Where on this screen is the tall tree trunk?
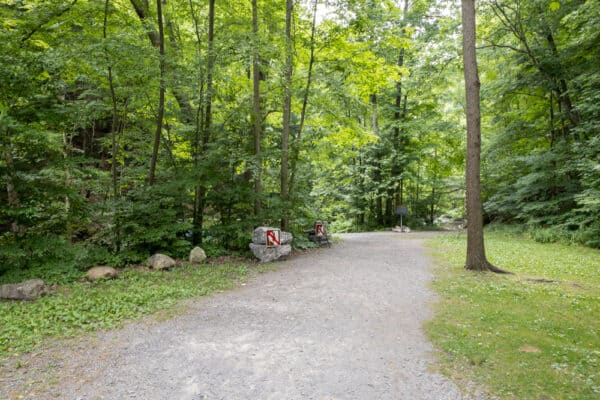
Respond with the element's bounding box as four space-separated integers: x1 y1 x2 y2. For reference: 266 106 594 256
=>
544 30 579 130
281 0 293 230
191 0 216 245
130 0 194 122
430 186 435 225
385 196 393 225
370 93 379 136
415 163 420 212
549 91 556 147
188 0 205 244
204 0 215 146
392 0 409 208
104 0 122 251
148 0 166 185
462 0 507 273
252 0 262 216
289 0 317 198
2 128 20 234
370 93 384 225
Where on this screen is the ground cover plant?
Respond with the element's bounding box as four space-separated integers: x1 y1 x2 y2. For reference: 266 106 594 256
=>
427 231 600 400
0 262 260 361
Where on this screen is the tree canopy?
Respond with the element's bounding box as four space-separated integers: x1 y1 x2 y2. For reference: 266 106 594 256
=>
1 0 598 278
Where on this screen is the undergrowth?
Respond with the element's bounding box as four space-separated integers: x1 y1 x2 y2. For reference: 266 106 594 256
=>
0 263 259 360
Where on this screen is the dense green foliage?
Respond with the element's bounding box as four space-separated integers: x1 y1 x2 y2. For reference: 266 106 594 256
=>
0 0 598 281
427 231 600 399
479 0 600 246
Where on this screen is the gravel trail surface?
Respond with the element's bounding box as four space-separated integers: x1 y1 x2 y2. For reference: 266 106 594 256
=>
2 232 478 400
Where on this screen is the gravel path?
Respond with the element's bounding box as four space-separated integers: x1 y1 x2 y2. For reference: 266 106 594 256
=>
2 232 479 400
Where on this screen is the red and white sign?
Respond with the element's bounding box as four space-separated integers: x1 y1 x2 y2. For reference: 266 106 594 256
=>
266 229 281 247
315 223 326 237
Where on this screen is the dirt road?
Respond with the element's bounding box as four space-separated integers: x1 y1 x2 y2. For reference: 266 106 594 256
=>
3 232 477 400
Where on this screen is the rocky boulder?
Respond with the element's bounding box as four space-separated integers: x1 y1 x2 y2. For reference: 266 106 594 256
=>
280 231 293 245
86 266 118 281
249 243 292 263
0 279 48 301
147 254 176 270
189 247 207 264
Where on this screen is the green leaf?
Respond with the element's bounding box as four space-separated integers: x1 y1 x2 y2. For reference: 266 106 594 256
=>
30 39 50 50
549 1 561 11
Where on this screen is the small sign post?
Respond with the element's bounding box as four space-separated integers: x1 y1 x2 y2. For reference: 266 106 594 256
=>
395 206 408 229
266 229 281 247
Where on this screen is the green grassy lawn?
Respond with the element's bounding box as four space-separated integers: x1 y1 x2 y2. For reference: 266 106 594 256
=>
427 232 600 400
0 262 269 362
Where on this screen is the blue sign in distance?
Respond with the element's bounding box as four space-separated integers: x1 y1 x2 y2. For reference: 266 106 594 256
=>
395 206 408 216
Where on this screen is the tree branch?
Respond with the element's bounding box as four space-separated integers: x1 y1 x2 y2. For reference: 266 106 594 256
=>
20 0 78 47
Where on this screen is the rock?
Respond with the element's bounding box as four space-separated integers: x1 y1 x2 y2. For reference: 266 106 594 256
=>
252 227 271 244
307 230 330 245
147 254 176 270
252 227 293 245
0 279 48 301
519 345 541 353
249 243 292 263
280 231 293 245
86 266 118 281
189 247 207 264
392 226 411 233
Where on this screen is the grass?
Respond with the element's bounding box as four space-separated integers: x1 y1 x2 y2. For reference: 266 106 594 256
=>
426 231 600 400
0 262 273 361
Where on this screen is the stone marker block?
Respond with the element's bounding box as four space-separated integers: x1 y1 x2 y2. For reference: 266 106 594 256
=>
249 243 292 263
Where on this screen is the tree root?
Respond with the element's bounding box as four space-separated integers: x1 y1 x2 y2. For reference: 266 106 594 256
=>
486 263 513 274
465 262 513 274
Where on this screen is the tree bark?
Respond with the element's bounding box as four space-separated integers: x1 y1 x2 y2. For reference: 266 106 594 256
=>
370 93 379 136
370 93 384 226
2 128 20 234
544 30 579 130
462 0 508 273
148 0 166 185
281 0 293 230
392 0 409 222
191 0 216 245
204 0 215 146
252 0 262 216
103 0 121 251
289 0 317 198
187 0 205 244
129 0 195 122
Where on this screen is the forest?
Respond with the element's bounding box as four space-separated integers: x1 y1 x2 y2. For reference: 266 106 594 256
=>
1 0 598 276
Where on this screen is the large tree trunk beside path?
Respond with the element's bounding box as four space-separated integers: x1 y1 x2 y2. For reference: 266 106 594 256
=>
461 0 509 273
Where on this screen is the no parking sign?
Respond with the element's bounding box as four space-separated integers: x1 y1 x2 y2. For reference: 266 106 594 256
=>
314 221 327 237
266 229 281 247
